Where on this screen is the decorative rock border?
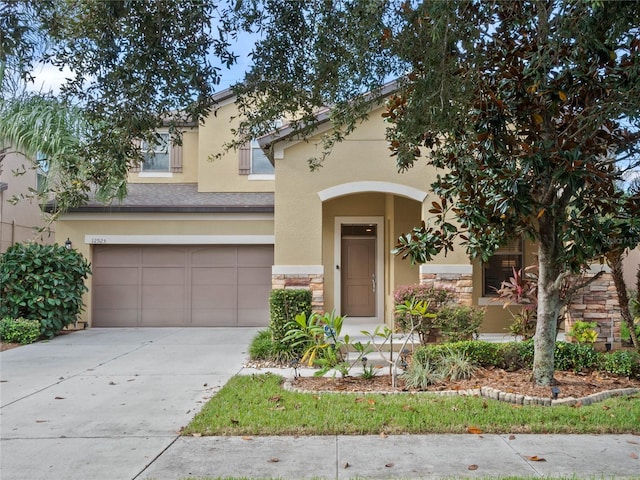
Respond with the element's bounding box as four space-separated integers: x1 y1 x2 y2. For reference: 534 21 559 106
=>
283 378 639 407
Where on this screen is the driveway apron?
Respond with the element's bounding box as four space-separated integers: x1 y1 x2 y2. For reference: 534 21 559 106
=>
0 327 257 480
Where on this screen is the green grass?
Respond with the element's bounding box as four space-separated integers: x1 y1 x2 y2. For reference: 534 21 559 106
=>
184 373 640 436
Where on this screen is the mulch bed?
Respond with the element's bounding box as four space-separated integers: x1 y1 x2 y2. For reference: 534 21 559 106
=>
291 367 640 400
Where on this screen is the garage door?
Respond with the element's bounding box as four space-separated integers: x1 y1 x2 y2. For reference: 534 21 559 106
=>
92 245 273 327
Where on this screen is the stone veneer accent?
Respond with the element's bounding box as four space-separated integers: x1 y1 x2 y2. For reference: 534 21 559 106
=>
272 274 325 313
566 271 622 343
419 272 473 306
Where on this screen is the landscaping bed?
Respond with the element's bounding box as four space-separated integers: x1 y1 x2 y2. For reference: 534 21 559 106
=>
290 367 640 399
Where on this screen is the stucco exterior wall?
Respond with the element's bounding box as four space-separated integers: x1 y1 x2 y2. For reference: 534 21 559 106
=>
273 104 439 266
128 128 199 184
0 151 55 252
197 100 275 193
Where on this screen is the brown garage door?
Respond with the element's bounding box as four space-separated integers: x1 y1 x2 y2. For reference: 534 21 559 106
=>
92 245 273 327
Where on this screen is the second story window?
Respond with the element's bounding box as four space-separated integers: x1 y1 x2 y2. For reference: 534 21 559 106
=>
483 238 524 296
251 139 274 175
141 133 170 172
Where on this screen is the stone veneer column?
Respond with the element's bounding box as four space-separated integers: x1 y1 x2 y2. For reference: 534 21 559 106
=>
419 264 473 306
271 266 325 313
566 269 622 343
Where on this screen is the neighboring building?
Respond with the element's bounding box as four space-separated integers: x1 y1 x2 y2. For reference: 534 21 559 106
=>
624 247 640 292
0 149 54 252
53 86 618 337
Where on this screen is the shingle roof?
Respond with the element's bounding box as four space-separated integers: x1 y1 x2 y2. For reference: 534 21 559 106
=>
62 183 274 213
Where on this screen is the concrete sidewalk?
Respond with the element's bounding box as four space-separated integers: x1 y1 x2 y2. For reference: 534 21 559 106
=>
140 434 640 479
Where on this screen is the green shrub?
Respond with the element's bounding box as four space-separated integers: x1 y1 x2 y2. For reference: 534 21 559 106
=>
393 285 454 343
269 289 312 343
0 317 41 344
568 321 598 344
554 342 601 373
497 341 534 371
435 305 484 342
248 329 298 364
620 321 640 343
600 350 640 378
1 243 91 339
413 341 503 368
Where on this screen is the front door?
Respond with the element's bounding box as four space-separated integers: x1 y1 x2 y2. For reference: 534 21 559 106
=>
341 225 376 317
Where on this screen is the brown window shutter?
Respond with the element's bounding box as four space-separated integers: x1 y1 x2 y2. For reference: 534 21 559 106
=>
130 139 141 172
238 141 251 175
170 141 183 173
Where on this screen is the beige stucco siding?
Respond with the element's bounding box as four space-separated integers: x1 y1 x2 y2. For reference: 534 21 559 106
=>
128 128 199 184
0 151 55 252
197 101 275 193
273 104 468 266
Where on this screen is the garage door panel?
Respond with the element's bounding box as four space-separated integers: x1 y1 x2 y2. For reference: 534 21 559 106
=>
94 309 139 327
191 309 236 326
93 245 272 327
142 267 185 285
94 246 140 266
93 267 139 286
238 284 271 309
238 267 272 285
142 247 185 265
142 285 185 309
141 308 185 327
191 267 237 285
191 285 236 308
93 285 139 309
191 246 237 266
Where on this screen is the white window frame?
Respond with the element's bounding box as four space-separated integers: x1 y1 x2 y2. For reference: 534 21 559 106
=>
141 133 170 173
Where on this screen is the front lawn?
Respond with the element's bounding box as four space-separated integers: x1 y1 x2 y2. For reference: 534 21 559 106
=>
183 373 640 436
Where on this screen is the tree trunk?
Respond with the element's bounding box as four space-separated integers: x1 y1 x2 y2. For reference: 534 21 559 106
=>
533 225 563 386
607 251 639 351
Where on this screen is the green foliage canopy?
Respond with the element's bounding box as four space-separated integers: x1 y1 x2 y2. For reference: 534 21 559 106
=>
222 0 640 385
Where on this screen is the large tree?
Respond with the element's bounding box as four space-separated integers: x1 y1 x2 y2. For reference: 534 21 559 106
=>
223 0 640 385
1 0 232 211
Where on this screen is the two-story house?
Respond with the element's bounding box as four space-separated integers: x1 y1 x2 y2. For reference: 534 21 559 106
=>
54 86 623 337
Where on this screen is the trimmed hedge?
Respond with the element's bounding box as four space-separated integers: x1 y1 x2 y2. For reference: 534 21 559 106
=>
269 289 312 342
0 317 41 344
411 340 640 378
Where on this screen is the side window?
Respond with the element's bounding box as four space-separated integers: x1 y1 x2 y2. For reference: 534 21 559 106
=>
36 152 48 193
483 238 523 296
141 133 170 172
239 120 281 176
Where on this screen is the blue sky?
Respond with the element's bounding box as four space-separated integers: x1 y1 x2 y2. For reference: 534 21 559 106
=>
29 33 255 95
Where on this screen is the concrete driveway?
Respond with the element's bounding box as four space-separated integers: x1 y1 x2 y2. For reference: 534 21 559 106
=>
0 327 258 480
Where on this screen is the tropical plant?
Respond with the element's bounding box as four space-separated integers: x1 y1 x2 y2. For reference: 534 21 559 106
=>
282 310 371 377
568 321 599 344
394 298 437 345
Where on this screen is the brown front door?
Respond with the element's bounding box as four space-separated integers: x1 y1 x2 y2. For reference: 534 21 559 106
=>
341 226 376 317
